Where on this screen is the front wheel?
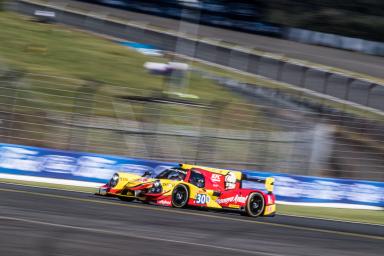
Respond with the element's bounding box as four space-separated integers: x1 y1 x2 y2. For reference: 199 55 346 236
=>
172 184 189 208
118 196 134 202
244 192 265 217
118 188 135 202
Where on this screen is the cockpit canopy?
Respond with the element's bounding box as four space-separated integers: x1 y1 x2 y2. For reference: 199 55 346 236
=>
155 168 187 181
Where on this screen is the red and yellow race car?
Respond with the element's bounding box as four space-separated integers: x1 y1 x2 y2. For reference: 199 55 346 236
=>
97 164 276 217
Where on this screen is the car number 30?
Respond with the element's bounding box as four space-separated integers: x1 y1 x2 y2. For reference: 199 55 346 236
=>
195 194 210 204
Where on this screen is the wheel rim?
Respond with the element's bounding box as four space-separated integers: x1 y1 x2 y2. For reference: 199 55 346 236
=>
173 187 187 207
249 194 264 216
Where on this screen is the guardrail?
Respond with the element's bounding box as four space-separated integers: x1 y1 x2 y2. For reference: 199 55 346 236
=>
285 28 384 56
0 142 383 209
9 0 384 113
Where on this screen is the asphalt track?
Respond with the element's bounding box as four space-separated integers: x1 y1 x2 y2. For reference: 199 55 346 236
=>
0 183 383 256
25 0 384 79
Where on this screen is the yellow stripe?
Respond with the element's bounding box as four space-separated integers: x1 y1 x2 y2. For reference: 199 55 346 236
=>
0 187 383 241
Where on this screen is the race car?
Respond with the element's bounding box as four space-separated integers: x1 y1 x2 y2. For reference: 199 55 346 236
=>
97 164 276 217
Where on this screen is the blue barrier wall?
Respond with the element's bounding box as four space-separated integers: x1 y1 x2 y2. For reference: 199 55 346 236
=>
0 143 383 208
0 143 178 183
243 171 384 208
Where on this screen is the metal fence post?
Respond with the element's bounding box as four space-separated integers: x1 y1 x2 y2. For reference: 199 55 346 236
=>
276 60 285 81
345 78 354 100
322 72 331 94
67 80 101 151
300 66 309 88
1 70 24 144
366 84 376 106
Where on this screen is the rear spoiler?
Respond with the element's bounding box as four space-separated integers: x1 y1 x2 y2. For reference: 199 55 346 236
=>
242 174 275 193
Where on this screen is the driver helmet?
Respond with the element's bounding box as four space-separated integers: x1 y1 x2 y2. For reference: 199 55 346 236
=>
169 172 183 180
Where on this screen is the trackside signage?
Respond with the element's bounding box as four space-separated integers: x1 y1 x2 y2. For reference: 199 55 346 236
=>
0 143 383 208
243 171 384 209
0 143 178 183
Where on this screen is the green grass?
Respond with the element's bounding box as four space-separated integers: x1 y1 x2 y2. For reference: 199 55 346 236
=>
278 204 384 225
1 10 381 126
1 178 382 225
0 12 244 102
0 11 273 128
0 12 229 100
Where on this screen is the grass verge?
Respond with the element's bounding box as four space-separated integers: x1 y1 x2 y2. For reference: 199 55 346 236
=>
0 11 272 126
278 204 384 225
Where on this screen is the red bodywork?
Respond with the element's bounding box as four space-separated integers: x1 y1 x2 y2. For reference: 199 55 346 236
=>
99 167 275 214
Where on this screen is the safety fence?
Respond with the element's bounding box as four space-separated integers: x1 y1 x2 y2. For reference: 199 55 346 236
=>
1 70 384 182
9 0 384 112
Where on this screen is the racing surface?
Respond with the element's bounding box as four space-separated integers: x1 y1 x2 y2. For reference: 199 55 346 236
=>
0 183 383 256
14 0 384 79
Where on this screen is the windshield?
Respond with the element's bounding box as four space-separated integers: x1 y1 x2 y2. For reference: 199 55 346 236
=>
155 168 187 181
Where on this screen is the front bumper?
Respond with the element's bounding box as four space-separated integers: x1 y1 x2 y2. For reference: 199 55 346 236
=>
95 186 122 196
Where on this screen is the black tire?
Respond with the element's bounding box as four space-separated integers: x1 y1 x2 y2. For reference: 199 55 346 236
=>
118 189 134 202
172 184 189 208
244 192 265 217
118 196 134 202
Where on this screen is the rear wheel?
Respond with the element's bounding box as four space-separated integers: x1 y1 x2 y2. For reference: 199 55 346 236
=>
172 185 189 208
244 192 265 217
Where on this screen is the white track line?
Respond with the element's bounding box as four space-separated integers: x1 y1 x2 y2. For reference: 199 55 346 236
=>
0 180 383 227
0 173 103 187
0 215 285 256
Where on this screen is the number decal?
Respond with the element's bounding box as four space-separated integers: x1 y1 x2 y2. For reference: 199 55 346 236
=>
195 194 210 204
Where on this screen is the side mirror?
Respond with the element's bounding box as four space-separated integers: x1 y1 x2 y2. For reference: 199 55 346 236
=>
142 171 153 177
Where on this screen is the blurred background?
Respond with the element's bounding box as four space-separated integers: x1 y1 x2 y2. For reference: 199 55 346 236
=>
1 0 384 182
78 0 384 41
1 1 384 256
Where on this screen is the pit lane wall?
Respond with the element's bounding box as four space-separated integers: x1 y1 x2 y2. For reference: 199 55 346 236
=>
0 142 383 209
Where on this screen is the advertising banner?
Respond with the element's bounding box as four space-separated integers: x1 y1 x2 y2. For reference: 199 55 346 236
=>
243 171 384 208
0 143 383 208
0 143 178 184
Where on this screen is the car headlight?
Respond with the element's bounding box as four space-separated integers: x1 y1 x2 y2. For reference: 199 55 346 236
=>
148 180 162 193
109 173 119 187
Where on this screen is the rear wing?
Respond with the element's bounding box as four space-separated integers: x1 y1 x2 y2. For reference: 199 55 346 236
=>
242 175 275 193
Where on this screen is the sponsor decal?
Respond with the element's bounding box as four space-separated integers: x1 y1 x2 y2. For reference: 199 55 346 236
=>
225 172 236 189
164 183 173 189
195 194 210 204
211 174 221 183
216 195 246 204
264 204 276 215
266 194 275 205
157 199 171 206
